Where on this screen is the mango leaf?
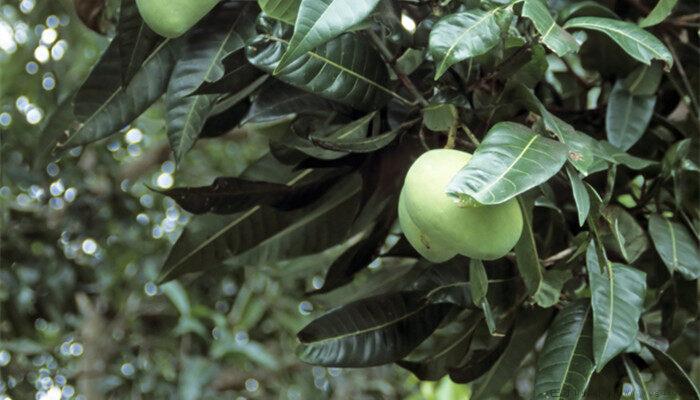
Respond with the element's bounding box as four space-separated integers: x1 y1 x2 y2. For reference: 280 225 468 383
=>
533 300 595 400
257 0 300 25
622 356 651 400
522 0 580 57
117 0 164 85
648 214 700 280
296 291 453 367
606 81 656 152
310 125 402 154
166 3 254 161
645 345 700 399
446 122 568 205
422 103 457 132
567 165 590 226
470 307 553 399
397 312 482 381
639 0 678 27
448 326 513 383
60 41 178 149
564 17 673 69
601 206 648 264
247 33 402 110
274 0 381 73
243 82 347 125
623 63 663 96
429 9 502 79
586 243 646 371
558 1 618 21
597 141 658 170
159 174 362 281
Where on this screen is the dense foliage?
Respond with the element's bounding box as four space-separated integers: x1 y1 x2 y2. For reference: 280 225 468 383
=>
3 0 700 398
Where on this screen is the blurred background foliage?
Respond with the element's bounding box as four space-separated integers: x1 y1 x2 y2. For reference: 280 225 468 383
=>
0 1 469 399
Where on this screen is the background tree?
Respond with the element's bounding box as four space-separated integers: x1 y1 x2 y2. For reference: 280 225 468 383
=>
1 0 699 399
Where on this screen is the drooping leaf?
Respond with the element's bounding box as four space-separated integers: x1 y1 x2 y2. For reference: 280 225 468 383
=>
159 174 362 281
586 243 647 371
564 17 673 69
622 356 651 400
247 33 402 110
274 0 381 73
533 300 595 400
567 165 590 226
60 41 178 149
296 291 453 367
648 214 700 280
429 9 503 79
470 307 553 399
165 3 254 161
257 0 301 25
116 0 164 85
192 49 265 95
606 81 656 152
638 0 678 27
446 122 568 205
522 0 580 57
645 345 700 399
310 125 403 154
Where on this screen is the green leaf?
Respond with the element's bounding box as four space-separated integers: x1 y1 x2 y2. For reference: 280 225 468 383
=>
446 122 568 205
166 3 254 161
429 9 503 79
297 291 453 367
586 243 647 371
247 33 401 110
606 81 656 152
564 17 673 69
523 0 581 57
645 345 700 399
623 63 663 96
639 0 678 27
469 259 488 306
61 41 178 149
558 1 619 22
648 214 700 280
567 165 590 226
470 307 554 399
597 141 658 170
117 0 164 85
274 0 381 73
533 300 595 400
159 174 362 281
622 356 651 400
601 206 648 264
257 0 300 25
448 325 513 383
310 125 402 154
422 103 457 132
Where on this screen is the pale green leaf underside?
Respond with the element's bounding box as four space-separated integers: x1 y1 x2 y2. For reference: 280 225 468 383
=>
564 17 673 69
523 0 580 57
446 122 568 205
429 9 502 79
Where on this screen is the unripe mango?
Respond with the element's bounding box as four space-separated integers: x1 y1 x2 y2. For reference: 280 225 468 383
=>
400 149 523 261
136 0 220 38
399 188 456 263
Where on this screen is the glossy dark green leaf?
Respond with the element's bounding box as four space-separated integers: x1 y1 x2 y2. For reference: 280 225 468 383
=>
429 9 503 79
257 0 300 25
117 0 164 85
564 17 673 69
448 325 514 383
159 174 362 281
523 0 580 57
166 3 254 161
310 125 402 154
247 33 402 110
606 81 656 152
60 41 178 149
567 165 590 226
639 0 678 27
533 300 595 400
586 243 646 371
648 214 700 280
446 122 568 205
296 291 453 367
645 345 700 399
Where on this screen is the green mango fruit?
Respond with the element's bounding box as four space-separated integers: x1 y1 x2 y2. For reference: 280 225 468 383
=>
136 0 221 38
399 187 456 263
400 149 523 261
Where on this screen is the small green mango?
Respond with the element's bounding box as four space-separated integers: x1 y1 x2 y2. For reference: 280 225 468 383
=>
136 0 221 38
399 188 456 263
400 149 523 261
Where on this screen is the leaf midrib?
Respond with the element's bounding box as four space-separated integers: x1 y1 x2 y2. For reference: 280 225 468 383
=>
436 9 499 75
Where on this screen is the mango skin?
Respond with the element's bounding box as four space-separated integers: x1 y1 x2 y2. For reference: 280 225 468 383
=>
399 188 456 263
136 0 220 38
400 149 523 261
